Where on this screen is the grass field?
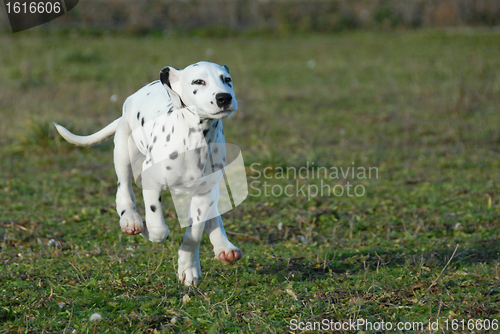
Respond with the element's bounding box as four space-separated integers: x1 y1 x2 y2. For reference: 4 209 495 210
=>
1 29 500 333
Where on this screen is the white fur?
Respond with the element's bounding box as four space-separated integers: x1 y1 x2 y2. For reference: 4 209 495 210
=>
55 62 242 286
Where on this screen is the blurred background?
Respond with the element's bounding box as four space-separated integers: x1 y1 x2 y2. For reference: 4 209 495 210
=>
1 1 500 331
2 0 500 34
1 0 499 163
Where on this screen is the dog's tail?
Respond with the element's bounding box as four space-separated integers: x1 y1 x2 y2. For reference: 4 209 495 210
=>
53 118 121 147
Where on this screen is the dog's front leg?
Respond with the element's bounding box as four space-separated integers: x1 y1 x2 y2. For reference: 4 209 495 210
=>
197 183 242 264
141 189 170 243
205 216 242 264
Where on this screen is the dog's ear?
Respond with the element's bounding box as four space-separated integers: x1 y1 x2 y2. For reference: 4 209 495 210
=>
223 65 230 74
160 66 184 109
160 66 176 88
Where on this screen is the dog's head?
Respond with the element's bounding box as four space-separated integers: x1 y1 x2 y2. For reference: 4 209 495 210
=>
160 61 237 120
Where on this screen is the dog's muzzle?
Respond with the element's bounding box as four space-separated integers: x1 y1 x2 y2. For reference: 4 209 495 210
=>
215 93 233 109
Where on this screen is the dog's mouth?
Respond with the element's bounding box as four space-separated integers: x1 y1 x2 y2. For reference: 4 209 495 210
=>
214 109 234 116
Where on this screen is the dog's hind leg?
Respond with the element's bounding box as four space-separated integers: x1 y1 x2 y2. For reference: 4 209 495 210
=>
114 118 144 235
178 189 219 286
178 220 205 286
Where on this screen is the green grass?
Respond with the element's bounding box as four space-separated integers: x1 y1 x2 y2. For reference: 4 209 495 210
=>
1 29 500 333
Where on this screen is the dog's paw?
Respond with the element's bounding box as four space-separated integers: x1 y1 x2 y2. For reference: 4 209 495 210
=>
213 240 243 264
141 222 170 243
218 248 243 264
178 250 201 286
120 211 143 235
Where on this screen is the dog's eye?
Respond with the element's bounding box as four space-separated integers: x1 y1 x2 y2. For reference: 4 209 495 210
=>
224 77 232 83
192 79 205 85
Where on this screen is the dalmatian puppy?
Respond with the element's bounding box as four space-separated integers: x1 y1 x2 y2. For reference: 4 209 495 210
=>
54 61 243 286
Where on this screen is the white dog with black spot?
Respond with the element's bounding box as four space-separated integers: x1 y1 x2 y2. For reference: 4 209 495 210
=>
54 61 243 286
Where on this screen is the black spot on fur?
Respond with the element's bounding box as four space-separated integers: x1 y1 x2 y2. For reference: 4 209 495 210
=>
117 182 121 187
137 112 140 120
193 90 197 95
214 147 218 153
153 136 157 143
172 126 175 133
187 218 193 226
141 117 145 126
203 129 209 137
150 205 157 212
189 128 196 135
200 181 207 186
168 106 174 114
197 208 201 215
166 166 172 170
159 197 162 202
147 92 150 95
210 101 214 104
169 151 178 160
121 210 126 216
166 134 170 142
162 125 165 132
209 201 214 206
198 160 205 170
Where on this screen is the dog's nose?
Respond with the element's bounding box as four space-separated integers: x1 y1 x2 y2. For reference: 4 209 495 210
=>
215 93 232 108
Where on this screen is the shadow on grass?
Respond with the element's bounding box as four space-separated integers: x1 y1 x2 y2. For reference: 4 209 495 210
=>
256 238 500 281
